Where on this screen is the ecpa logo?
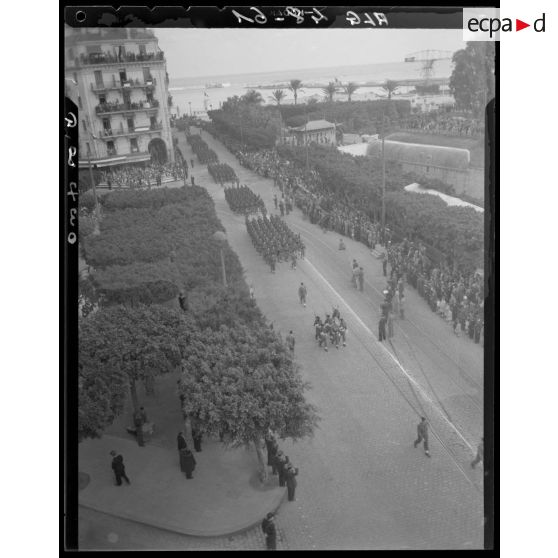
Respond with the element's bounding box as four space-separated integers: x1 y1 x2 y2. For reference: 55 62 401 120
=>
463 8 546 41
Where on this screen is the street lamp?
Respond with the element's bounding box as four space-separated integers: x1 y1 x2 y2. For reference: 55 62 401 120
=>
188 101 192 116
212 230 228 287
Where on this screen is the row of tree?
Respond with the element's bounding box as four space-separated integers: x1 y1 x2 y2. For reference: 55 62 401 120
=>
276 143 483 271
78 186 319 481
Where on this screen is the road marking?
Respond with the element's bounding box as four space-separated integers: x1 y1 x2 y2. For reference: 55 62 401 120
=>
303 257 475 453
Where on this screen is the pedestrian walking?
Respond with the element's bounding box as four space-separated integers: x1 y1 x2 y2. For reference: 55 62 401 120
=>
378 315 387 342
261 512 277 550
179 448 197 479
285 463 299 501
298 282 307 307
110 450 131 486
471 438 483 468
190 175 195 186
286 330 296 354
413 417 430 457
382 255 388 277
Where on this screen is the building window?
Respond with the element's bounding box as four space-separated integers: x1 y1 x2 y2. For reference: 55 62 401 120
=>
99 94 106 105
107 141 116 156
143 67 152 82
94 70 104 88
119 69 127 85
130 138 139 153
139 44 147 56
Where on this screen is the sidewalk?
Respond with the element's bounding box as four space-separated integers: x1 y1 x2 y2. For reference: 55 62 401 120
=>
79 434 286 537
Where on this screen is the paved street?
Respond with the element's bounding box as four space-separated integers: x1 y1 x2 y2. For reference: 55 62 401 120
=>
82 131 485 550
172 129 485 550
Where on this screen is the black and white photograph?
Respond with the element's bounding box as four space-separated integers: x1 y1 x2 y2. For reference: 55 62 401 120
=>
63 7 495 551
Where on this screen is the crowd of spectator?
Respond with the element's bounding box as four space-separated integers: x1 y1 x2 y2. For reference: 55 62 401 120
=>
386 239 484 341
402 112 484 137
100 162 186 189
231 146 484 338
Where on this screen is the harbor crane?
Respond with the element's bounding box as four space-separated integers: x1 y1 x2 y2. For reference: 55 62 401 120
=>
404 50 453 82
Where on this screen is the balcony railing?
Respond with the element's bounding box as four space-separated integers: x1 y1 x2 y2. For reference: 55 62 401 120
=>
95 99 160 115
77 51 165 67
91 77 156 92
98 122 163 138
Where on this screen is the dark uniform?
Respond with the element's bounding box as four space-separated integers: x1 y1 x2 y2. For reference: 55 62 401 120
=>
261 515 277 550
285 465 298 501
111 453 130 486
180 448 196 478
275 453 287 486
414 418 430 456
378 316 387 342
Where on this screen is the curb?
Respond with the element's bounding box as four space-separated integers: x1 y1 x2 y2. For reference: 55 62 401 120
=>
80 487 287 539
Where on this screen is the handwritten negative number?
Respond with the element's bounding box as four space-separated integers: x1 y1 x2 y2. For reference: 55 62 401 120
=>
232 7 267 24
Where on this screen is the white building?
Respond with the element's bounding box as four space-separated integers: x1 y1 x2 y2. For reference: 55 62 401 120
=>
64 27 174 169
286 119 337 147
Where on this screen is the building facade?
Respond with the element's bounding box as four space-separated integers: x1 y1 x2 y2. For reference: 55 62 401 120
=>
286 120 337 147
64 27 174 169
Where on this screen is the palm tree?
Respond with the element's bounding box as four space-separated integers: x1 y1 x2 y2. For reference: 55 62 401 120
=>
322 82 337 103
343 82 359 102
289 79 303 105
382 79 399 100
270 89 286 106
242 89 263 105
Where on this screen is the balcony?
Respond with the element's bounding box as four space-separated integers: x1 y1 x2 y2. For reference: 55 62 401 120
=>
77 51 165 67
91 77 157 93
95 99 160 116
79 151 152 168
98 122 163 139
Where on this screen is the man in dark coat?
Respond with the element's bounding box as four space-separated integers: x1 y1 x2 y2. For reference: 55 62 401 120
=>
177 432 188 452
180 448 196 479
265 434 278 473
378 315 387 342
261 512 277 550
110 450 130 486
414 417 431 457
285 464 298 502
275 452 287 486
191 427 203 452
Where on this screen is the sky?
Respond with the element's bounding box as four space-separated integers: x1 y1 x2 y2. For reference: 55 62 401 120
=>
155 28 466 79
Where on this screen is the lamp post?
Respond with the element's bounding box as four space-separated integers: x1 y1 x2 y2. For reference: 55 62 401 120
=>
213 230 228 287
381 115 386 236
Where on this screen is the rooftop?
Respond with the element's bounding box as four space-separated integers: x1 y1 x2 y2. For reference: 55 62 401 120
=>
289 119 336 132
